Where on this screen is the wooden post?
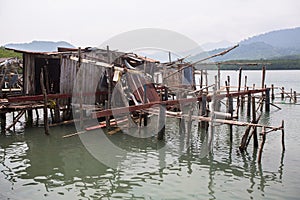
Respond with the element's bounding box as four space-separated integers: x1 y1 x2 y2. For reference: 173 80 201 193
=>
187 107 193 137
26 110 33 127
217 64 221 91
281 120 285 151
35 108 39 126
205 70 208 93
77 47 84 130
281 87 285 100
239 125 251 152
227 79 233 142
260 66 266 112
247 88 251 117
6 110 25 132
164 86 168 101
294 91 297 103
143 84 148 126
258 126 266 164
271 84 275 101
12 111 15 132
236 68 242 117
290 88 293 102
0 113 6 134
106 46 112 130
252 96 258 148
227 75 230 87
168 51 172 63
105 100 109 129
200 70 203 93
241 75 247 111
261 66 266 90
40 68 49 135
228 95 233 142
225 80 230 108
228 96 233 118
214 75 220 111
157 105 166 140
43 64 50 93
201 93 207 128
208 84 217 150
54 99 60 123
265 88 270 112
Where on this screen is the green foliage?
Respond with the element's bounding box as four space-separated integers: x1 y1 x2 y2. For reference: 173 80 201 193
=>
0 47 22 59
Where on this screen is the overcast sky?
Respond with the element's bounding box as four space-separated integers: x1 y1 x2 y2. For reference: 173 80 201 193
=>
0 0 299 47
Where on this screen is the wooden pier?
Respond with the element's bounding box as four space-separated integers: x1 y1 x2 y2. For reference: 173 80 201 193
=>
1 45 295 163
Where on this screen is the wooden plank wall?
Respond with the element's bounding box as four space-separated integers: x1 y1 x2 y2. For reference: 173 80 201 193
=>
23 53 35 95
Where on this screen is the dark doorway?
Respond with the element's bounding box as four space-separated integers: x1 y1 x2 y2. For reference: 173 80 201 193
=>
34 57 60 94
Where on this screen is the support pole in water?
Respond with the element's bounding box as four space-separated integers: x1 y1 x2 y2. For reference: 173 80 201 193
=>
260 66 266 112
0 113 6 134
106 46 112 130
228 95 233 142
271 84 275 101
143 84 148 126
236 68 242 117
294 91 297 103
27 110 33 127
281 87 285 101
258 126 266 164
200 93 207 128
40 68 49 135
247 88 251 117
281 120 285 152
265 88 270 112
252 96 258 148
157 105 166 140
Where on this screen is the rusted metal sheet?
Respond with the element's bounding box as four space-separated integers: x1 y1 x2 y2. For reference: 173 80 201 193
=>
126 73 160 103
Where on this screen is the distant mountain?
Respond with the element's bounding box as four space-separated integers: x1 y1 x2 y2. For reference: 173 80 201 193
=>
190 27 300 62
200 40 234 51
241 27 300 49
4 40 75 52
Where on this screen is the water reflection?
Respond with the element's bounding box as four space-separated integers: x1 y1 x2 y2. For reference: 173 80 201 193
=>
0 115 287 199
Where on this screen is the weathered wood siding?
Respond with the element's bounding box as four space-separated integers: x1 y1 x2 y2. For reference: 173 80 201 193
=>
61 57 106 106
23 53 35 95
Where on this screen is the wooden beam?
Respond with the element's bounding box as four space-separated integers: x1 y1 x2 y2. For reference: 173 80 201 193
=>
7 91 108 102
92 89 267 118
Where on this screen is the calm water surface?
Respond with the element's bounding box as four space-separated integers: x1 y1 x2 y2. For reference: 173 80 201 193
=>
0 70 300 199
